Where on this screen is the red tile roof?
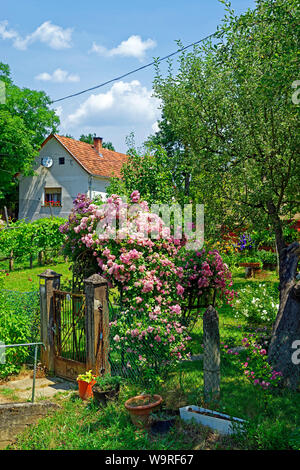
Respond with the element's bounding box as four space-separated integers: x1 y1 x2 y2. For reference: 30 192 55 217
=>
41 134 128 178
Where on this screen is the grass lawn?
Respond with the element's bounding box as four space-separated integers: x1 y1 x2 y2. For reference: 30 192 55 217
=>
1 257 72 292
8 389 241 451
3 265 300 450
8 355 300 450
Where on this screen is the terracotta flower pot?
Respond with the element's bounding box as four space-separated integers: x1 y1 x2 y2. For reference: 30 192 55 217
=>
77 379 96 400
124 394 163 429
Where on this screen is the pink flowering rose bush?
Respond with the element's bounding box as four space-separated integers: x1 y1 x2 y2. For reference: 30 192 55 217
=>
223 334 283 390
60 191 235 375
177 248 237 326
60 191 192 373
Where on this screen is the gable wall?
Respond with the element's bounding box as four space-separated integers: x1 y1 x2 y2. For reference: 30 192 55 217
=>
19 137 109 221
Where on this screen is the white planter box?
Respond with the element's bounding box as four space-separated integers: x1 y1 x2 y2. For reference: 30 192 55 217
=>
179 405 246 435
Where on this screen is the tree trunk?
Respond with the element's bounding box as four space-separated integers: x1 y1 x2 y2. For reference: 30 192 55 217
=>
268 241 300 389
272 241 300 334
266 201 286 295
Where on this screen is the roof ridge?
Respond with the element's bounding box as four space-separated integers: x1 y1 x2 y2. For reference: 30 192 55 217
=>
55 134 128 157
47 133 128 178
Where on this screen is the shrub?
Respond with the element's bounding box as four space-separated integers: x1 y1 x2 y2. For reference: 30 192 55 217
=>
233 282 279 326
0 309 32 377
0 217 66 263
0 290 40 378
178 248 236 325
94 375 123 390
61 192 235 380
60 192 192 378
239 335 283 390
258 250 277 266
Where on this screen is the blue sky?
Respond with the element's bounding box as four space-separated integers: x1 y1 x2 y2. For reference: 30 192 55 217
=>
1 0 255 152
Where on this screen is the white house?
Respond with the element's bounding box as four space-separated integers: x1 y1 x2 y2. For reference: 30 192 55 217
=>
18 134 128 221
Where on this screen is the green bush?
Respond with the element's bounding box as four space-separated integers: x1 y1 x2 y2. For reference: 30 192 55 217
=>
251 223 299 249
0 290 40 378
258 250 277 266
94 375 123 390
0 217 66 263
244 418 295 450
233 282 279 326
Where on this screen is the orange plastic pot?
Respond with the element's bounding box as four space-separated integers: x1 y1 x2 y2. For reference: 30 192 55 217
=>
77 379 96 400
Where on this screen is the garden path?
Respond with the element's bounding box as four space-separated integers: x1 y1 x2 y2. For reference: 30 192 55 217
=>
0 375 76 403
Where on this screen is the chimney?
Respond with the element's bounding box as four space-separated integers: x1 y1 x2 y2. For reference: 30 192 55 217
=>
93 136 103 154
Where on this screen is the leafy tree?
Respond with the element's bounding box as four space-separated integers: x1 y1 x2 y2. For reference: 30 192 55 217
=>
108 131 198 206
0 111 34 200
0 63 59 210
153 0 300 386
107 137 177 205
63 133 74 139
145 115 196 204
79 133 115 150
154 0 300 281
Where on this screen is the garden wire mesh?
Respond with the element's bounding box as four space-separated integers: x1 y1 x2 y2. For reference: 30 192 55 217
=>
108 299 173 384
0 289 40 341
0 289 41 370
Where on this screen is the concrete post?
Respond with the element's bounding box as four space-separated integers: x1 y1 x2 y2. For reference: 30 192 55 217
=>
203 305 221 403
38 269 61 374
84 274 111 376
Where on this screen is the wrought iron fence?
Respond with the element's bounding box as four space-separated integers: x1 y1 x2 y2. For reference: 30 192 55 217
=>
53 290 86 363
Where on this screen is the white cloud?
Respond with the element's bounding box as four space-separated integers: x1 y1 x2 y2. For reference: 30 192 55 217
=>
65 80 161 128
152 121 160 133
35 68 80 83
90 35 156 61
54 106 63 119
0 20 73 50
0 21 18 41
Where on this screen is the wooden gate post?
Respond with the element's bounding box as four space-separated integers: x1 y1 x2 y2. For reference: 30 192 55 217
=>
84 274 111 376
38 269 62 374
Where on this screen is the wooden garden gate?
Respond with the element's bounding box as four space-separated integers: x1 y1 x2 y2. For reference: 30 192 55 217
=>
39 270 110 381
52 289 86 380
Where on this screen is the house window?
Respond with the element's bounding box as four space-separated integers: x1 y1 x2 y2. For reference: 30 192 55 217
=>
59 157 65 165
44 188 62 207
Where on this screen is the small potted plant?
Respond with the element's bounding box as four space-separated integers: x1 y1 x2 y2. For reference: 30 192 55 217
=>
150 409 178 435
77 370 96 400
124 371 163 429
125 394 163 429
92 375 122 406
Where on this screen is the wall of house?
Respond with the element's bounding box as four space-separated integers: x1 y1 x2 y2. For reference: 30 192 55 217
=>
18 138 109 221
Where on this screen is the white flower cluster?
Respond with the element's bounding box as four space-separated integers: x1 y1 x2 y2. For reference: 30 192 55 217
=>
233 283 279 326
